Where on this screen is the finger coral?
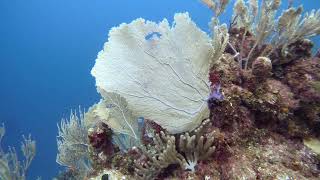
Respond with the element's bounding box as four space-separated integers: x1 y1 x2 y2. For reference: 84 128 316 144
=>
135 131 185 179
178 119 216 172
132 119 216 179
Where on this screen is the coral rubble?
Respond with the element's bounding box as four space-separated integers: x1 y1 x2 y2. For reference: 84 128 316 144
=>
56 0 320 179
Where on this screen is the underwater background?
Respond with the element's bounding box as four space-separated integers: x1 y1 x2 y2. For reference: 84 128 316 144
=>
0 0 319 179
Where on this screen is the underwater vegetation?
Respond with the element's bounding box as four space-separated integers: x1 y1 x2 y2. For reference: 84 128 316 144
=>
3 0 318 179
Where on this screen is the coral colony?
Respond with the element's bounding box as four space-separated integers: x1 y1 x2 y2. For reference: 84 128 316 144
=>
55 0 320 179
3 0 320 179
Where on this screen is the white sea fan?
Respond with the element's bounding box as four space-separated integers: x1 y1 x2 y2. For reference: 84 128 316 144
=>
91 13 212 134
100 91 139 138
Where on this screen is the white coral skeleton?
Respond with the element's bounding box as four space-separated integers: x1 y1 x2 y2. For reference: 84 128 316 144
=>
91 13 216 134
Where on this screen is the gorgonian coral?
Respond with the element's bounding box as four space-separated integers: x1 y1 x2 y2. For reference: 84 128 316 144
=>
56 110 91 174
91 13 213 134
56 0 320 179
231 0 320 69
0 124 36 180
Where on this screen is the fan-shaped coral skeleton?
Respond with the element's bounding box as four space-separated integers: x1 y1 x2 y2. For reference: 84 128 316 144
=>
92 13 214 134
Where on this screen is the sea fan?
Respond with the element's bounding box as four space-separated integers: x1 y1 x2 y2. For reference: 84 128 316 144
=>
91 13 212 134
86 90 142 151
98 90 139 139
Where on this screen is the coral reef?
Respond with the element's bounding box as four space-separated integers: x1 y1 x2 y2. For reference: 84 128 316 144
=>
56 0 320 179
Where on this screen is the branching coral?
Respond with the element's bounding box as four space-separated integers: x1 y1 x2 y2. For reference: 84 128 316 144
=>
134 131 185 179
132 119 217 179
179 119 216 172
0 124 36 180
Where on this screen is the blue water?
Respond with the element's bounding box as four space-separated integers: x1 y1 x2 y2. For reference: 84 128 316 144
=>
0 0 318 179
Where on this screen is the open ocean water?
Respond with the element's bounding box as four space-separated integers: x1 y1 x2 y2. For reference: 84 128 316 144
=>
0 0 319 179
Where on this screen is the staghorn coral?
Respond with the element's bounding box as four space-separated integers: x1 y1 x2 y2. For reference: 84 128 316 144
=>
0 124 36 180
